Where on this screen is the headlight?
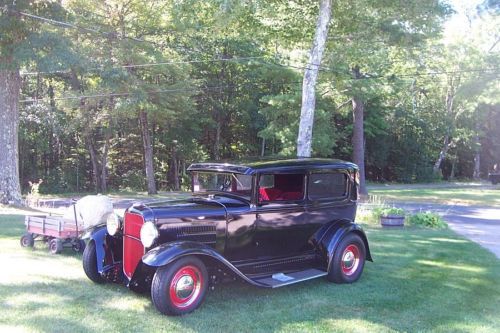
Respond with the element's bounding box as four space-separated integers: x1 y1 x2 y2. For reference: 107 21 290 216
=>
140 221 158 248
106 213 122 236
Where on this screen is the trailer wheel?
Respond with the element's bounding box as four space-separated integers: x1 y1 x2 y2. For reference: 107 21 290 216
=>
72 239 86 253
49 239 63 254
20 233 34 248
83 241 105 284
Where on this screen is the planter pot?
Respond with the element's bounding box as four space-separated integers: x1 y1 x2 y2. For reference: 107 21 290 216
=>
380 215 405 227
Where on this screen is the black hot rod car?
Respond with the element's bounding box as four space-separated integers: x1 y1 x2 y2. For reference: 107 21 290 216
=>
82 158 372 315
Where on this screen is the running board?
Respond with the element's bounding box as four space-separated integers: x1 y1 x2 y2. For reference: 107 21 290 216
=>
252 268 327 288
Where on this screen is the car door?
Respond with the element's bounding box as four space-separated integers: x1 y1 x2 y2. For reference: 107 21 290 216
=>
254 172 311 258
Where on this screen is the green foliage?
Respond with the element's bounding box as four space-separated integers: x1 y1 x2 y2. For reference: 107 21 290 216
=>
11 0 499 194
409 211 448 229
374 206 406 217
259 92 339 157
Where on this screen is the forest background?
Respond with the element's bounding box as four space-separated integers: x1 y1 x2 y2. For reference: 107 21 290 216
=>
0 0 498 200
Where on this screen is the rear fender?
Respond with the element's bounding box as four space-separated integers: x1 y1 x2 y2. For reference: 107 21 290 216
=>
129 241 270 291
317 220 373 269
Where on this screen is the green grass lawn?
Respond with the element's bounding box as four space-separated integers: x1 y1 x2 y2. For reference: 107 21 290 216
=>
1 209 499 332
369 187 500 206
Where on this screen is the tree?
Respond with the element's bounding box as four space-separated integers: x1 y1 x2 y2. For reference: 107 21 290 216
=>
296 0 332 158
321 0 450 193
0 2 76 204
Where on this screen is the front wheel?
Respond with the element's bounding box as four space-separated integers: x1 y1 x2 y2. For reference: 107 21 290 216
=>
82 241 105 284
151 256 208 316
328 233 366 283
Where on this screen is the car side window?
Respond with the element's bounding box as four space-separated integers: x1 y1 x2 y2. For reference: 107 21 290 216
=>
258 173 305 203
308 172 348 200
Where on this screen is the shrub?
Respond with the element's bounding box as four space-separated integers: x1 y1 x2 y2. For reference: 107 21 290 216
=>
408 211 447 229
372 206 406 219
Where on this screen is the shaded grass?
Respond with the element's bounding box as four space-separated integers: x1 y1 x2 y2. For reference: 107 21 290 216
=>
1 210 499 332
369 187 500 206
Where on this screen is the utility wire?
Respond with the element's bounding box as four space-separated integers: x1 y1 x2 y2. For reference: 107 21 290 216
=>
19 69 499 104
16 10 149 43
19 80 304 104
20 56 267 76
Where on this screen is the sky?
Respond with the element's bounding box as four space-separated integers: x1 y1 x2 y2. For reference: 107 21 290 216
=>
443 0 485 38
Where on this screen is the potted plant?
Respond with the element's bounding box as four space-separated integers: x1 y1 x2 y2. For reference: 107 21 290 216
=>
377 207 406 227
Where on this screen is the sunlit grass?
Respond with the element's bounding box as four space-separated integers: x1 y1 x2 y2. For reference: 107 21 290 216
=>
1 208 499 332
369 187 500 206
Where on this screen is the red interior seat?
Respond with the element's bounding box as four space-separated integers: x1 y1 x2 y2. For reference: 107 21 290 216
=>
259 188 282 201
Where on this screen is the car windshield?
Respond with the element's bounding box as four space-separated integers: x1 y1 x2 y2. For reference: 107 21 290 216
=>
191 172 253 199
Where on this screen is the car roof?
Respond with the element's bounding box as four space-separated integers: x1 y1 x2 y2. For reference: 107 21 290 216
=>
187 158 358 175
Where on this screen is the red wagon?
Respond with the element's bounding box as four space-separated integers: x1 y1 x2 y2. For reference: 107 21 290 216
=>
20 207 86 254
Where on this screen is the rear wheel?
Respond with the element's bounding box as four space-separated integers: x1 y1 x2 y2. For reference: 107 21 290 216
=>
328 233 366 283
82 241 105 283
20 233 34 248
48 239 63 254
151 256 208 316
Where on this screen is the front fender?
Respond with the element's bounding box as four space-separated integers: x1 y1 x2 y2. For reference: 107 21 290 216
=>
317 221 373 269
132 241 270 289
88 226 123 278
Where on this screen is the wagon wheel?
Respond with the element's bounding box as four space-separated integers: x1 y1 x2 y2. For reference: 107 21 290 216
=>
20 233 34 248
48 239 63 254
327 233 366 284
72 239 86 253
151 256 208 316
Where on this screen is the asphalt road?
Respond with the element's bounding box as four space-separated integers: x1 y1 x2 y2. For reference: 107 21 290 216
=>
390 202 500 259
38 196 500 259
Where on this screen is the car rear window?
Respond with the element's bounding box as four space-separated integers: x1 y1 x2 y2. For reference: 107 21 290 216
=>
308 173 347 200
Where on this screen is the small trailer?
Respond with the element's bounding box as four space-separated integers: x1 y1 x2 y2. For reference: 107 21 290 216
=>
20 209 85 255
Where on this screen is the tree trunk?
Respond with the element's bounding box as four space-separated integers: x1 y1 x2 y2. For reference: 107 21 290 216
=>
0 68 23 205
352 94 368 196
100 130 111 193
473 134 481 180
296 0 333 158
139 111 157 194
433 79 456 175
86 136 100 192
214 120 221 161
450 156 456 180
433 135 450 175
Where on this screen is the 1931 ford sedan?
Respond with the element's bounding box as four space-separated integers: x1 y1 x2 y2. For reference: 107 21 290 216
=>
82 158 372 315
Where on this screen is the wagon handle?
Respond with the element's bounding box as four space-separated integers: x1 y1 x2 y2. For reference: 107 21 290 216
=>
71 199 79 235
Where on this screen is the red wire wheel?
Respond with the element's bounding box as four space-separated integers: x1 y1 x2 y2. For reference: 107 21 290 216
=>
169 265 203 309
328 233 366 283
151 256 208 316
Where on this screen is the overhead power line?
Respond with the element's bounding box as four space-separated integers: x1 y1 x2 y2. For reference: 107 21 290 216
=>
15 10 148 43
19 80 304 104
20 56 267 76
18 69 500 105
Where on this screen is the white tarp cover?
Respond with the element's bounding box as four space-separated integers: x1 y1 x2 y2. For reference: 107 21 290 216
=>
62 195 113 230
